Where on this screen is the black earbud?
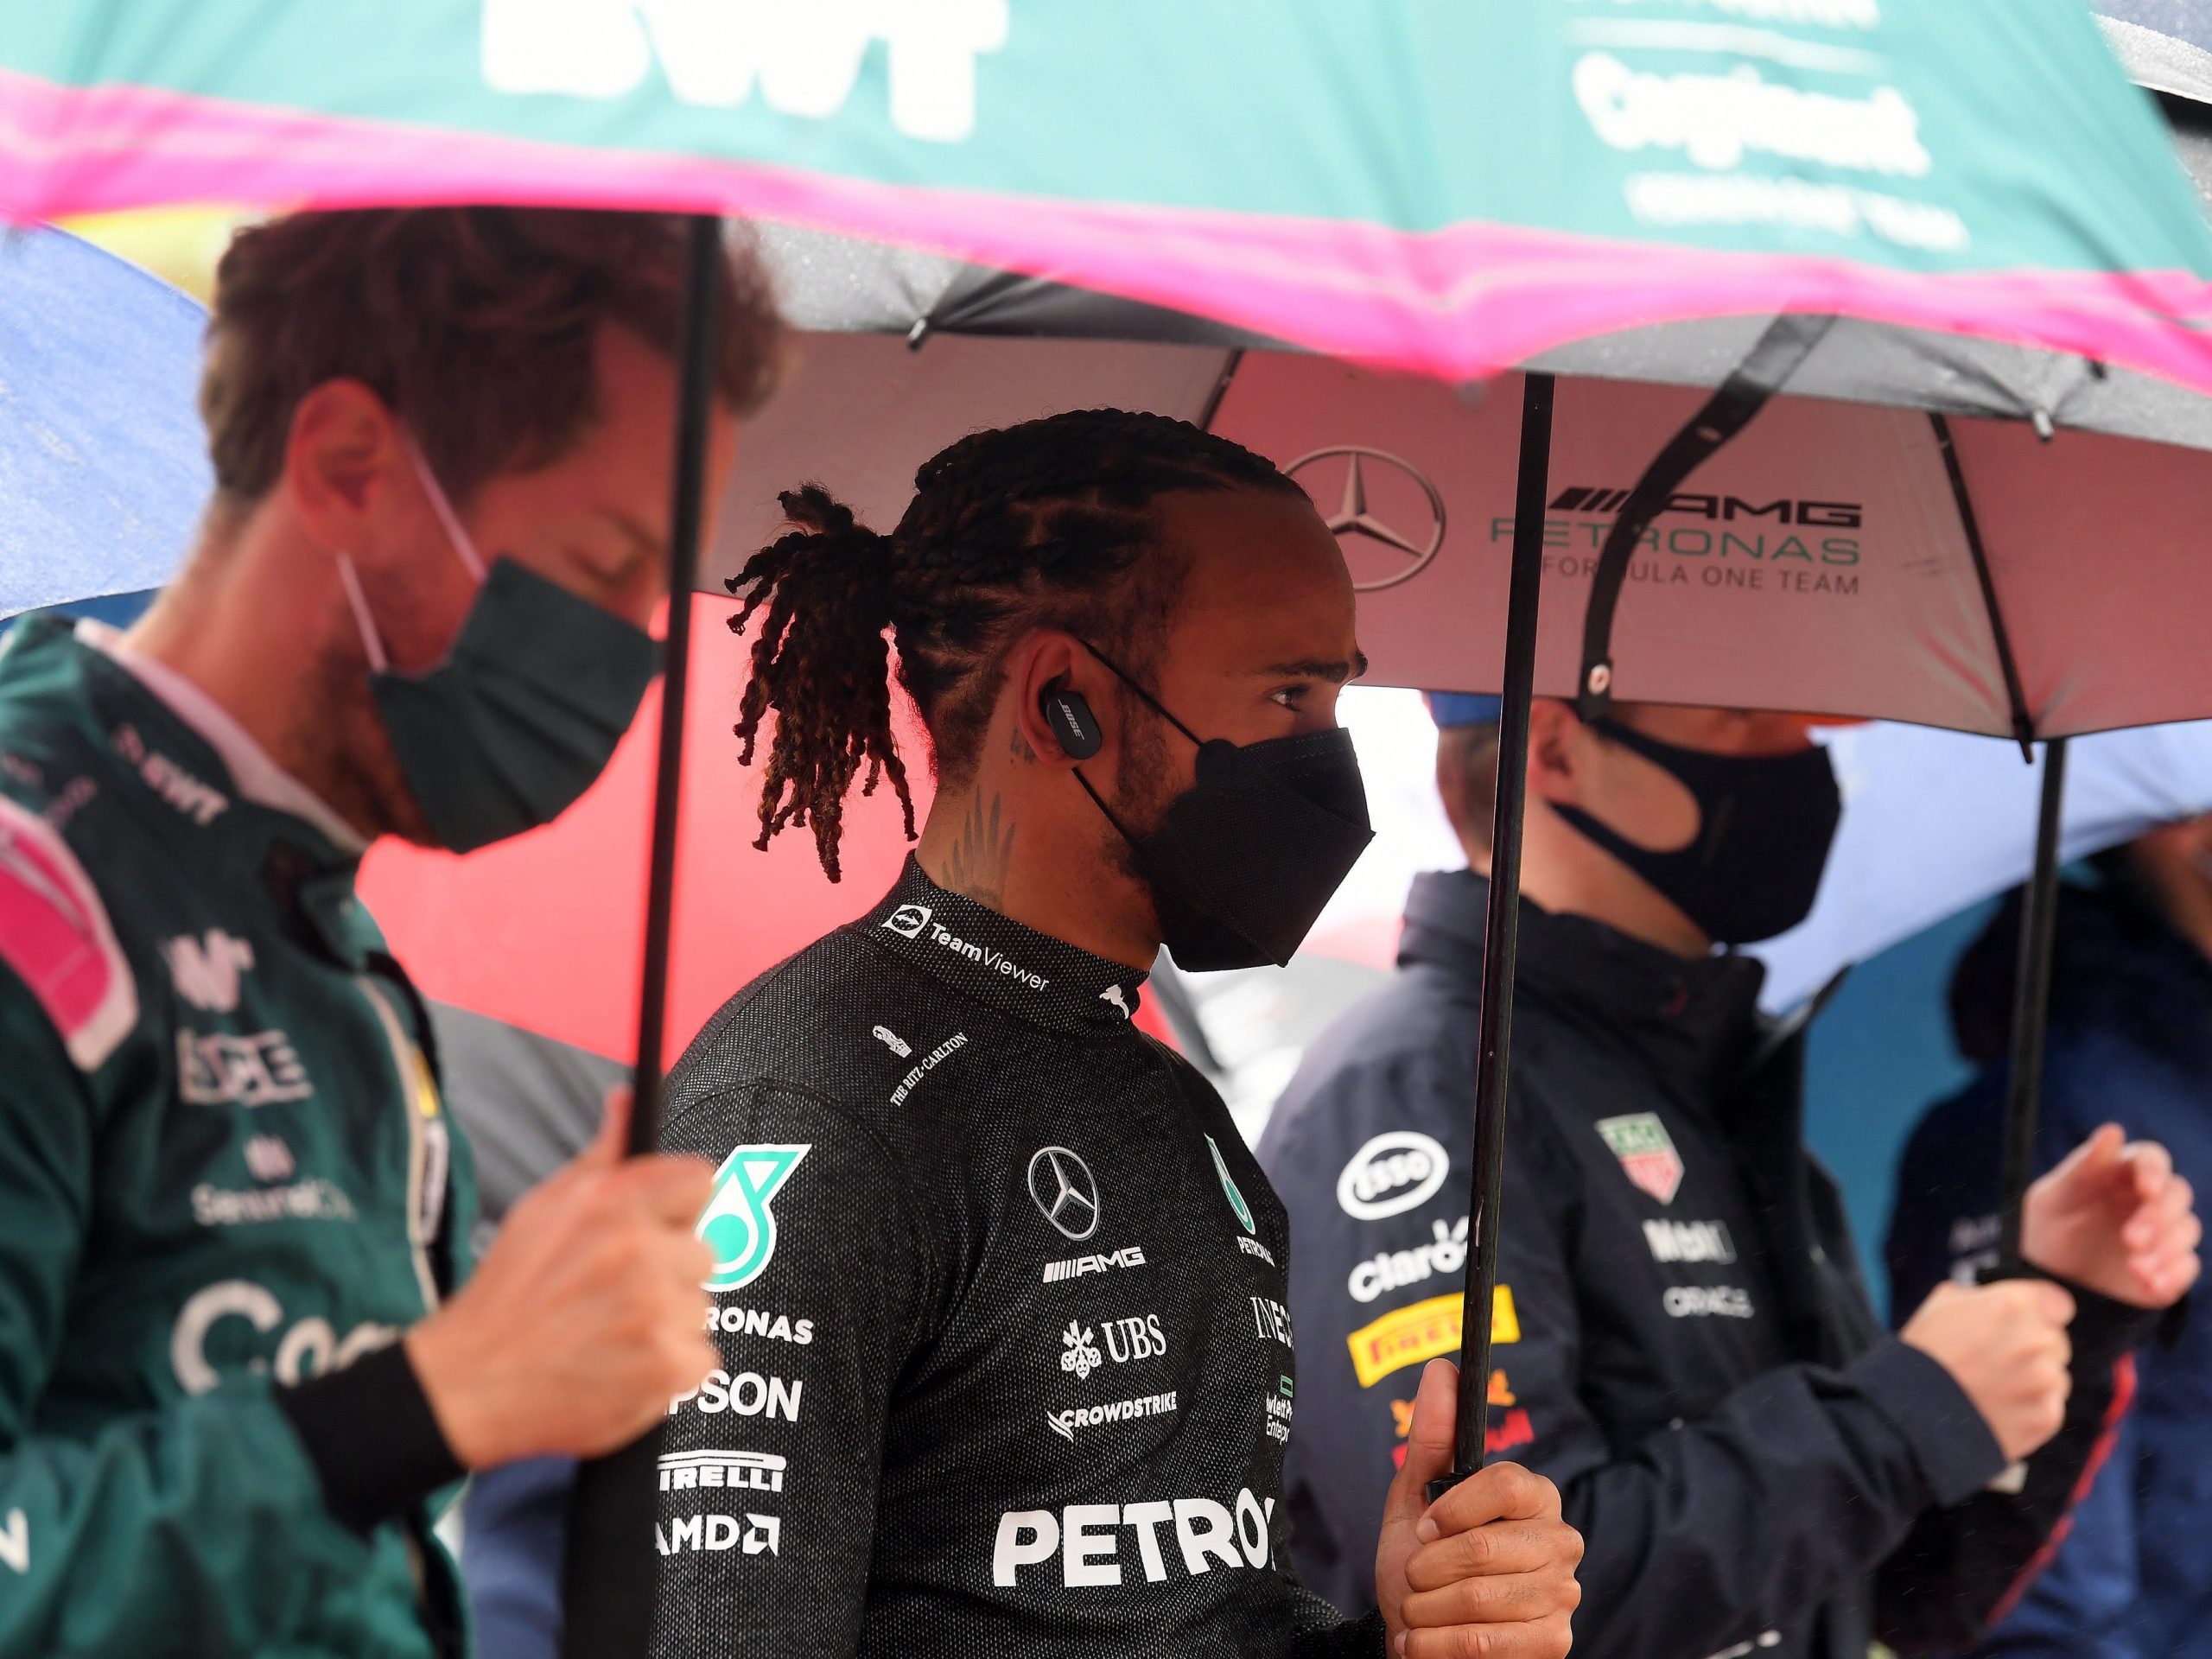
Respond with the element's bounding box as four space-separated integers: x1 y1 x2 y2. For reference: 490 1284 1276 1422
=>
1041 686 1103 760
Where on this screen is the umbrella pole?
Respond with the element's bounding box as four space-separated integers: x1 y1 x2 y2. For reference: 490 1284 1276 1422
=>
558 212 722 1657
1433 372 1554 1498
1996 736 2069 1275
626 212 724 1152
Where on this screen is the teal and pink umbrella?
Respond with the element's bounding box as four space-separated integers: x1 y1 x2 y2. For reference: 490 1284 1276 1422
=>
6 0 2212 387
10 0 2212 1612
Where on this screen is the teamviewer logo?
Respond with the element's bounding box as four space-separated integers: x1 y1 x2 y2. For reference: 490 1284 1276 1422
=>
883 903 932 939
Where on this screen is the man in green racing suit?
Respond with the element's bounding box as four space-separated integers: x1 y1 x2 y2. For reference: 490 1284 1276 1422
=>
0 207 778 1657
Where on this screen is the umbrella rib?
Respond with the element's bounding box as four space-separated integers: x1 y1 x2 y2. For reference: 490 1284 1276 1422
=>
1929 411 2036 756
1196 346 1244 432
1574 314 1834 721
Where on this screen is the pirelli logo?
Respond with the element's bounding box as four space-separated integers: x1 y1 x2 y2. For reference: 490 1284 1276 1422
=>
657 1448 788 1496
1346 1287 1519 1389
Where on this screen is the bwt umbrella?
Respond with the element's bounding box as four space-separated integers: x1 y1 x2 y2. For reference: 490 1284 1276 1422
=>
10 0 2212 1630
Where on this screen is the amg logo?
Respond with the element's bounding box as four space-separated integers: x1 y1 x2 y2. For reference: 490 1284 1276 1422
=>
1043 1244 1147 1284
658 1449 788 1496
1643 1219 1738 1265
1549 487 1863 528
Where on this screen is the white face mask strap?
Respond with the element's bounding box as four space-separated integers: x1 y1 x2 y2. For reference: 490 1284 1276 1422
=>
334 556 391 675
399 429 488 585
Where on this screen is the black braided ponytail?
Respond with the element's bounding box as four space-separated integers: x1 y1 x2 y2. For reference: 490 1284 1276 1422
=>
728 409 1305 880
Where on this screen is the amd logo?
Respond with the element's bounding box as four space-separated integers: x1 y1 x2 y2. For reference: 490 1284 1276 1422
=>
1549 488 1863 529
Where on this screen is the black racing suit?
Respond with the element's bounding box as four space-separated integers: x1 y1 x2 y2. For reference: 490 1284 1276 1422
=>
1260 870 2148 1659
645 859 1383 1657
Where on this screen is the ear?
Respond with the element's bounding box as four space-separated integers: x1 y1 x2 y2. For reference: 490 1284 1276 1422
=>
1007 630 1118 769
283 378 405 558
1525 699 1589 808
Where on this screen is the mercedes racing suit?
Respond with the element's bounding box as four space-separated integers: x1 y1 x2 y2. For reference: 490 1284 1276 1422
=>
1261 869 2148 1659
645 859 1384 1656
0 618 473 1656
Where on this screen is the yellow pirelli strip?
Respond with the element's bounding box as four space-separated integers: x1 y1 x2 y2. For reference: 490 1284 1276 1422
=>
1345 1287 1519 1389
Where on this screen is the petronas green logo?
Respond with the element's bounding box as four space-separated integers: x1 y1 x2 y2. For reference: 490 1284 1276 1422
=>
1207 1135 1255 1235
697 1144 810 1291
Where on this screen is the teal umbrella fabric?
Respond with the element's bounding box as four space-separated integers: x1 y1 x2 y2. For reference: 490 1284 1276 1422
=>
4 1 2212 388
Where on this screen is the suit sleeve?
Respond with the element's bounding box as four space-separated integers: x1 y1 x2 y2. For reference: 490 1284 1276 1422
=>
1502 1090 2018 1659
647 1082 938 1659
0 964 389 1656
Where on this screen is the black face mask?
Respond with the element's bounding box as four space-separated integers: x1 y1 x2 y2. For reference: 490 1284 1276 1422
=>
1071 645 1375 972
1554 719 1840 945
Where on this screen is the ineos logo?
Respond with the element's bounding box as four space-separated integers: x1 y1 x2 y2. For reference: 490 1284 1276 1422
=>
1336 1130 1450 1220
1027 1147 1101 1241
1285 446 1448 593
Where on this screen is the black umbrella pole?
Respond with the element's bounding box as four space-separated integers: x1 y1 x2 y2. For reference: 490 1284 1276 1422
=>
1997 736 2069 1275
628 212 723 1154
1433 372 1554 1500
559 213 721 1659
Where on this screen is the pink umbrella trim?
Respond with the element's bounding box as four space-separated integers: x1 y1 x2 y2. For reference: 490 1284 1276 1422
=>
6 68 2212 392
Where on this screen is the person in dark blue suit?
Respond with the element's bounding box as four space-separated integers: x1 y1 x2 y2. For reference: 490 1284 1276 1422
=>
1889 820 2212 1659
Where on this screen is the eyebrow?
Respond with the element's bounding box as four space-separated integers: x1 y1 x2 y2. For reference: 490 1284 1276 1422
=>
1258 652 1369 683
597 508 667 563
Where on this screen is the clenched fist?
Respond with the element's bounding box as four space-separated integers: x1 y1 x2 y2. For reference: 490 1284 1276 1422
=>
405 1090 717 1468
1376 1358 1583 1658
1899 1279 2074 1463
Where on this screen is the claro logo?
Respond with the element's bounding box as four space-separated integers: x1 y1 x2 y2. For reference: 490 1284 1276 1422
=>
1336 1131 1451 1221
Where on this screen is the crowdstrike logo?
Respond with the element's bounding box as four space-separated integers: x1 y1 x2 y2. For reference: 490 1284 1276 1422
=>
482 0 1010 143
1046 1390 1179 1443
993 1489 1276 1586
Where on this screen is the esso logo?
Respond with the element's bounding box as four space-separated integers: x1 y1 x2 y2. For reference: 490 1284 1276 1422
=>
1336 1131 1450 1221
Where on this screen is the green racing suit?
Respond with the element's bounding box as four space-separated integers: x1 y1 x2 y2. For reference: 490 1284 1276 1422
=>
0 616 474 1657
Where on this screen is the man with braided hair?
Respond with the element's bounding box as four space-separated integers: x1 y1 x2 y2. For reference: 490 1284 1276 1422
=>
629 409 1584 1658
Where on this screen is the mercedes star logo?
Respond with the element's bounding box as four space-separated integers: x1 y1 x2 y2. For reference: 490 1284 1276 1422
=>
1285 445 1447 593
1027 1146 1101 1241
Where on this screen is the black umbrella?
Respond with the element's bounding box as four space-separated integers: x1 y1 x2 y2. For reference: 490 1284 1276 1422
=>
711 82 2212 1481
